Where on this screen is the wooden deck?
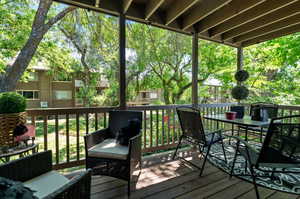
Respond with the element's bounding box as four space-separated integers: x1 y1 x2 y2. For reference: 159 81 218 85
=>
90 150 300 199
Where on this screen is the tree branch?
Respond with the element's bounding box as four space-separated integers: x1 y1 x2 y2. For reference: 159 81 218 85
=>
44 6 76 33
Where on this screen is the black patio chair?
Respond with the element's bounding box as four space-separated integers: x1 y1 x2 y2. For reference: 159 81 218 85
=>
173 107 227 176
239 102 278 142
0 150 92 199
230 115 300 199
84 110 142 196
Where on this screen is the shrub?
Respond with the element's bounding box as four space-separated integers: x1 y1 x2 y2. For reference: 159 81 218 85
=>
231 85 249 100
0 92 26 114
234 70 249 82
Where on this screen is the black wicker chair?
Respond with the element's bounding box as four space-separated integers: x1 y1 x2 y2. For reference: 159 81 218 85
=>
173 107 227 176
239 103 278 142
230 115 300 199
84 110 142 196
0 150 92 199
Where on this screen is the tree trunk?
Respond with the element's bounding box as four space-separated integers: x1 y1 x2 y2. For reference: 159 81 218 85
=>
0 0 75 93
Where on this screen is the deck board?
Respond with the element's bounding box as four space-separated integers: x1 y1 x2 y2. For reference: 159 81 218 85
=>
89 150 299 199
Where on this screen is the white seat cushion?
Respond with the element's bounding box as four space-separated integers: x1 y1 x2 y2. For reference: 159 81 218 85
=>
88 139 129 160
23 171 70 199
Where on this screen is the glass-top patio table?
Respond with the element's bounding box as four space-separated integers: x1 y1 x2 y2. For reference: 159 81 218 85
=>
203 114 270 141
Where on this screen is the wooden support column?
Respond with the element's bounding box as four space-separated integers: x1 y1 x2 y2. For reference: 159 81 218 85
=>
119 14 126 109
237 47 243 71
192 32 199 107
237 46 243 86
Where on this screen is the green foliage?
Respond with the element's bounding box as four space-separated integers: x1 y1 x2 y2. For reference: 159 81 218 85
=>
234 70 249 82
3 1 300 106
0 0 76 82
0 92 26 114
231 86 249 100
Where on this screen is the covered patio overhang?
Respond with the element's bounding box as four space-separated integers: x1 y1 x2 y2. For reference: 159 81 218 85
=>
54 0 300 47
51 0 300 108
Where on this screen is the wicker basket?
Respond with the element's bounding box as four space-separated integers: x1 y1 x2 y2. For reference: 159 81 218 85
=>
0 112 27 147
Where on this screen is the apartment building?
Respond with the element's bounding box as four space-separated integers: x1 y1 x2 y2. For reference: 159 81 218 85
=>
16 66 108 108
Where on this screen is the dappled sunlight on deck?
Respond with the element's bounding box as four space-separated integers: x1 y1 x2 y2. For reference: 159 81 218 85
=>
89 149 300 199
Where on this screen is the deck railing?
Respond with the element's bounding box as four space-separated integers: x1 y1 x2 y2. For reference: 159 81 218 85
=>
26 103 300 169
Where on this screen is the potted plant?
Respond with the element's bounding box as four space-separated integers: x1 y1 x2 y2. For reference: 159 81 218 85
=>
0 92 27 147
230 70 249 118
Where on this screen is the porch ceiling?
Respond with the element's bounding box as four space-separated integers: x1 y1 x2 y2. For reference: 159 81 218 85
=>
54 0 300 48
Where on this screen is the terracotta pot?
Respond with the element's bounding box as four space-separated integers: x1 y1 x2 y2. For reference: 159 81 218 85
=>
225 111 237 120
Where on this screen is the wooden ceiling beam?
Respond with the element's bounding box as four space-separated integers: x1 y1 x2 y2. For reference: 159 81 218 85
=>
123 0 133 14
182 0 231 30
196 0 265 33
55 0 120 15
52 0 237 47
223 1 300 41
242 23 300 47
210 0 297 37
145 0 165 20
165 0 199 25
234 13 300 43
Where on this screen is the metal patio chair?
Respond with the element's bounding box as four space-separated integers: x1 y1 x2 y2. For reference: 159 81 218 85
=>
173 107 227 176
239 102 279 142
230 115 300 199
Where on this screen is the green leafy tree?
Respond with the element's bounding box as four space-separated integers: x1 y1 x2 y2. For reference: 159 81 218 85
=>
127 23 236 104
0 0 75 92
59 10 119 106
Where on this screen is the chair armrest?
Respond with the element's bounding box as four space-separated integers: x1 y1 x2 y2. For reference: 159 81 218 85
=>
45 169 92 199
129 133 142 160
0 150 52 182
226 135 259 154
84 128 110 149
129 133 142 176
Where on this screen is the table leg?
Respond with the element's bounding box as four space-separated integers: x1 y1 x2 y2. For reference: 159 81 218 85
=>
260 127 263 143
245 126 249 141
229 124 235 144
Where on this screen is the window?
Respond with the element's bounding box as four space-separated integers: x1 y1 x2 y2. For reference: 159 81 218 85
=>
53 74 72 81
54 90 72 100
17 90 39 100
150 92 158 99
142 92 147 99
28 72 38 81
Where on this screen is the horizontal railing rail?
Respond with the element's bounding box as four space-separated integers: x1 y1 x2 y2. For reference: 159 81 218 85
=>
25 103 300 169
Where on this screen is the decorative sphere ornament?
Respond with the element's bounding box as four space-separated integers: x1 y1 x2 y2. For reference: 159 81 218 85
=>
231 85 249 100
234 70 249 82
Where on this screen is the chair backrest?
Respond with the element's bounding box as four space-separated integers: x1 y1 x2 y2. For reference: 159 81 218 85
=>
250 102 279 119
257 115 300 167
176 107 206 143
108 110 143 138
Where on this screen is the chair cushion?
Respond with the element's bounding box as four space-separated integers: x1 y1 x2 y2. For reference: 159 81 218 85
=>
88 139 129 160
23 171 70 199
